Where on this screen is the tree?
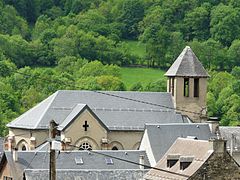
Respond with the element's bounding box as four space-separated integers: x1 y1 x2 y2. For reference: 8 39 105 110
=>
183 5 210 41
210 4 240 46
118 0 144 39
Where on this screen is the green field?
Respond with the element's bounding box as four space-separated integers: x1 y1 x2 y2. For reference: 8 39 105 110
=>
120 67 166 89
122 40 146 58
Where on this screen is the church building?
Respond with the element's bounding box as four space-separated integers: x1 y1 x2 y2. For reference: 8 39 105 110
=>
6 46 209 152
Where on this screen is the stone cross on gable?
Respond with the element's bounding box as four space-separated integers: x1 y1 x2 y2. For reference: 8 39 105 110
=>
83 121 89 131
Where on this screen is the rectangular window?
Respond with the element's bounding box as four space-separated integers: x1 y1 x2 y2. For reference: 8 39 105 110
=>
171 77 175 96
194 78 199 97
184 78 189 97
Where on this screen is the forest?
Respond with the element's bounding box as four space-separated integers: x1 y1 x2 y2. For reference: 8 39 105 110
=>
0 0 240 135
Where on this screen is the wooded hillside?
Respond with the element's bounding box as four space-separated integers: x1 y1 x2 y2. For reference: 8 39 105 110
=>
0 0 239 135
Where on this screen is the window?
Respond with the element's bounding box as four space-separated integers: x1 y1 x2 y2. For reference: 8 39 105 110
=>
169 77 174 96
105 158 114 165
180 162 192 170
194 78 199 97
3 176 13 180
79 142 92 150
112 146 118 150
167 159 178 168
184 78 189 97
22 145 26 151
75 156 84 165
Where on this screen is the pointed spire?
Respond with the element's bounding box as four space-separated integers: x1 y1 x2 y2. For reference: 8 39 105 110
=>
165 46 209 77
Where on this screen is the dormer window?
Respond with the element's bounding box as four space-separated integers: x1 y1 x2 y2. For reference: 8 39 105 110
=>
180 156 194 170
167 154 180 168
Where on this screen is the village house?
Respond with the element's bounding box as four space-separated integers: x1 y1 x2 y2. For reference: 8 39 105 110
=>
144 137 240 180
5 46 209 152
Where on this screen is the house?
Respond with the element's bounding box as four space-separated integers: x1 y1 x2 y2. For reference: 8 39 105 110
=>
5 46 209 152
144 138 240 180
139 123 214 166
220 126 240 164
0 149 150 180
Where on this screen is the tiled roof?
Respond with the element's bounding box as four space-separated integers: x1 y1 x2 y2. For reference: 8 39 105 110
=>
165 46 209 77
141 123 213 164
144 138 213 180
7 90 186 130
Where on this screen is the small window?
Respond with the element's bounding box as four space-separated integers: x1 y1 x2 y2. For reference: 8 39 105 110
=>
75 156 84 165
105 158 114 165
3 176 13 180
194 78 199 97
22 145 26 151
167 159 178 168
184 78 189 97
180 162 192 170
171 78 175 96
79 142 92 150
112 146 118 150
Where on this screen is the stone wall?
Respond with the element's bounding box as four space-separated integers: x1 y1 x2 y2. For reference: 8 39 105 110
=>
190 152 240 180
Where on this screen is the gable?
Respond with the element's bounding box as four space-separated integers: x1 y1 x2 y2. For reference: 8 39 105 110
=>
61 106 108 146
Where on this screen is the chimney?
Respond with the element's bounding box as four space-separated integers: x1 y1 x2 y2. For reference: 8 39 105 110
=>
139 155 145 170
13 148 18 162
207 117 220 135
8 136 14 151
209 138 227 153
30 137 36 150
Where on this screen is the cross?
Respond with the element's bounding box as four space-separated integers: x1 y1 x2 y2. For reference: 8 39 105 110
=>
83 121 89 131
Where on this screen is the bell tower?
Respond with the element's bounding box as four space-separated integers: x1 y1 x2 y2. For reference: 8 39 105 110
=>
165 46 209 122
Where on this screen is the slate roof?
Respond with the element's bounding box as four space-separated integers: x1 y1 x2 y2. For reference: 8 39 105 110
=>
144 138 213 180
141 123 213 163
24 169 148 180
7 90 185 131
220 127 240 151
165 46 209 77
4 150 150 179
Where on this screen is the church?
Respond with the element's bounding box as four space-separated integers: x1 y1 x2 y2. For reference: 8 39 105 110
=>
6 46 209 152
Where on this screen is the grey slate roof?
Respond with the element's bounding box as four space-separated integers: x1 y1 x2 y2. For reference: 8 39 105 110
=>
5 150 150 179
143 123 213 163
220 127 240 151
7 90 186 131
165 46 209 77
25 169 148 180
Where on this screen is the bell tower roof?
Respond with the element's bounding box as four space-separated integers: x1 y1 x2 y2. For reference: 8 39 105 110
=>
165 46 209 78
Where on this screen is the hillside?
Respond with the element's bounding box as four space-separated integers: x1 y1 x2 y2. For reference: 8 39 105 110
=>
0 0 240 135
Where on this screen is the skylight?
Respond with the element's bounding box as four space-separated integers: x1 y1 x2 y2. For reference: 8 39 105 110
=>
75 156 84 165
105 158 114 165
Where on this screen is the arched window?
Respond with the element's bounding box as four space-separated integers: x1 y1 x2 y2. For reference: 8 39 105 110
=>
79 142 92 150
112 146 118 150
22 145 26 151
